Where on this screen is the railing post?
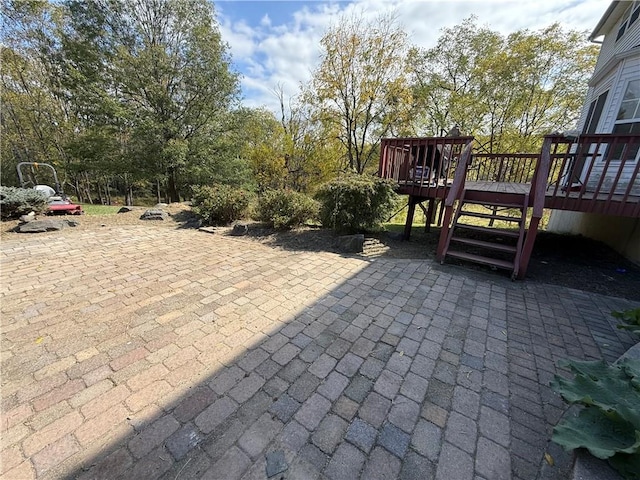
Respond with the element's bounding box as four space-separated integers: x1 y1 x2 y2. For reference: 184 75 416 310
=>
518 136 553 279
436 142 473 262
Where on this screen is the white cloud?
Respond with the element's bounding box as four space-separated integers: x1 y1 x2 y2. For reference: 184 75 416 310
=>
218 0 610 113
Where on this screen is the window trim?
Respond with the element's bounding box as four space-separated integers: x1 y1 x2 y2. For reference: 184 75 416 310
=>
616 1 640 43
583 90 608 134
610 79 640 162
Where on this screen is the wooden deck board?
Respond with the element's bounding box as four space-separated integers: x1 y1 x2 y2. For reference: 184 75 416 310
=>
465 182 530 194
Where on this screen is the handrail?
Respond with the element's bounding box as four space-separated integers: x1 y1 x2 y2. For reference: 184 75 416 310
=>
444 142 474 207
532 137 553 219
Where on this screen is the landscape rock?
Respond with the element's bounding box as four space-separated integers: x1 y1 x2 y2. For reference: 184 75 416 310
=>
155 203 169 208
335 234 365 253
19 212 37 223
140 209 168 221
230 223 248 236
181 217 202 229
117 206 135 213
16 219 74 233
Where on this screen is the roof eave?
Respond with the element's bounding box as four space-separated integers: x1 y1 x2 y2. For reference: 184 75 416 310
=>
589 1 623 42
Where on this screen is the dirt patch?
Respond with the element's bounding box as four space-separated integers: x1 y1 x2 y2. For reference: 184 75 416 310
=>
2 204 638 301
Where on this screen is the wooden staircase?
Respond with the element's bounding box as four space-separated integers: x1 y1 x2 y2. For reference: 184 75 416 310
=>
439 191 529 279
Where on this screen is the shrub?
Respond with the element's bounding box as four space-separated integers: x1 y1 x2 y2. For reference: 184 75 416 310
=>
315 173 397 233
613 308 640 335
256 189 319 230
551 358 640 479
191 184 249 225
0 186 49 220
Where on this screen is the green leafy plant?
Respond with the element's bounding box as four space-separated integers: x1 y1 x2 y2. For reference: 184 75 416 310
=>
315 173 397 234
191 184 249 226
256 189 319 230
0 186 49 220
550 358 640 479
613 308 640 335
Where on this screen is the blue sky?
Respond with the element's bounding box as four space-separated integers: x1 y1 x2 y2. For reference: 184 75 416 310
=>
215 0 610 112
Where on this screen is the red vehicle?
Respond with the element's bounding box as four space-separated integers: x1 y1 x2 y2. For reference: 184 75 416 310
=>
16 162 83 215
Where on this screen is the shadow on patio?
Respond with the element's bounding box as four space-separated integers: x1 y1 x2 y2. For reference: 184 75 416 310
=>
0 226 636 480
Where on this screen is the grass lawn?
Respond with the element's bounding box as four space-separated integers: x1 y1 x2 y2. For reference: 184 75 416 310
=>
80 204 121 215
385 201 552 232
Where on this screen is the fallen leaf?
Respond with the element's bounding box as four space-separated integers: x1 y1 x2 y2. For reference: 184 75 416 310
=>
398 350 404 356
544 453 554 466
35 337 44 344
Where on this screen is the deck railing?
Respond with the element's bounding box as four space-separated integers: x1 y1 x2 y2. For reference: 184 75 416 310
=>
379 133 640 217
467 154 539 183
379 136 474 197
543 133 640 216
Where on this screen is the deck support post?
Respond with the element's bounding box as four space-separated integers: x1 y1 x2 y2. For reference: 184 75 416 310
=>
425 198 436 232
404 196 418 240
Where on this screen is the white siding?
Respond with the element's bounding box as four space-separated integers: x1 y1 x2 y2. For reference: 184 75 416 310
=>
582 55 640 195
599 56 640 132
594 7 640 75
576 70 617 132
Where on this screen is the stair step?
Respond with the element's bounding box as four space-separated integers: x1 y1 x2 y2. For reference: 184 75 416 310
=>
462 199 526 209
446 250 515 271
451 237 517 253
454 224 521 238
459 211 523 222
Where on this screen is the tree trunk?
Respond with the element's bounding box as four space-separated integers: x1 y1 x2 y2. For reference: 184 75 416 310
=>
124 174 133 206
75 177 84 203
106 179 112 205
97 178 105 205
167 168 179 203
156 178 161 205
84 172 94 204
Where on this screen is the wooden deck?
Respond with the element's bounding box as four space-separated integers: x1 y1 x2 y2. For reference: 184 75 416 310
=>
466 181 529 195
400 180 639 216
379 133 640 279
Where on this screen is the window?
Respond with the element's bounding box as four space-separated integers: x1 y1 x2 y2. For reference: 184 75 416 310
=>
616 2 640 42
611 79 640 161
582 91 608 134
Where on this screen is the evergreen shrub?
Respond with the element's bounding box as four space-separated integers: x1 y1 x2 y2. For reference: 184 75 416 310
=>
256 189 319 230
0 186 49 220
315 174 397 233
191 184 249 225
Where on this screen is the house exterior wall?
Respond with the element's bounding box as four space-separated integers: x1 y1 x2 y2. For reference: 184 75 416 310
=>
547 2 640 262
583 55 640 195
593 5 640 72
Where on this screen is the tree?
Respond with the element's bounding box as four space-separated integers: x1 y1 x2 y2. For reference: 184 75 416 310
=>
409 18 598 153
57 0 240 202
274 85 340 192
1 1 75 188
306 12 412 174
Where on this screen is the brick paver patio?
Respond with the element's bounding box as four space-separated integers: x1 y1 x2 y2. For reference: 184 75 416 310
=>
1 225 636 479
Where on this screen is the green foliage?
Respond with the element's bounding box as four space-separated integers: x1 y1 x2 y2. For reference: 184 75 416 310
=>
551 358 640 479
315 174 397 233
80 204 120 215
306 12 412 173
0 186 49 219
191 184 249 226
256 189 319 230
613 308 640 335
409 17 598 152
